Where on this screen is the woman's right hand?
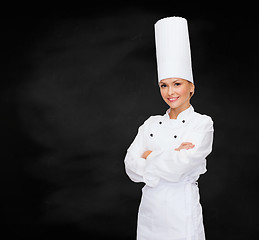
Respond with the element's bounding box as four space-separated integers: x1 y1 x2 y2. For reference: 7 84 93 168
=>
142 150 152 159
174 142 195 151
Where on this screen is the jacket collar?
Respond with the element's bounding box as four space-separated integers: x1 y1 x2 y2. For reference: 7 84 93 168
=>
165 105 194 121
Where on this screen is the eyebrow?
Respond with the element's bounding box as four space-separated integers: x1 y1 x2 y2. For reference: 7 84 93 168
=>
160 79 179 84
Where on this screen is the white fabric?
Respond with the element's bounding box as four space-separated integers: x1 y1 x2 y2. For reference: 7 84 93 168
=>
124 106 214 240
155 17 193 83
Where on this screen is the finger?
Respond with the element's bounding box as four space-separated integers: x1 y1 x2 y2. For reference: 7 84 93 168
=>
188 145 195 149
182 144 195 149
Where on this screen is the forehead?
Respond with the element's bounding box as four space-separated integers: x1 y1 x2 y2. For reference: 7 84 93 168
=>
160 78 185 84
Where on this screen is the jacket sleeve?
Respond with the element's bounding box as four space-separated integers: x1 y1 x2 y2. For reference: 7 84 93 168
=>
144 116 214 187
124 120 149 183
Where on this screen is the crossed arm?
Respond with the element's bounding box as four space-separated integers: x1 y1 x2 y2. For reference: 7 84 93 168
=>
125 116 213 186
142 142 195 159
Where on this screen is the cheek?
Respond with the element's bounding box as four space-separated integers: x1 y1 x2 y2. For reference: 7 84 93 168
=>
178 86 190 97
160 89 167 99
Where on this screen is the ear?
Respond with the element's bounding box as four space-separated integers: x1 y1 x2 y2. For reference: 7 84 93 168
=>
191 83 195 93
190 83 195 97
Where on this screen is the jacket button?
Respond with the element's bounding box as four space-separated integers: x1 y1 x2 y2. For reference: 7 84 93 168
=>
182 120 185 123
174 135 177 138
159 121 162 124
150 134 153 137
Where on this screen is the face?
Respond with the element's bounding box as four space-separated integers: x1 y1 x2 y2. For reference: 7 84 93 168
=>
159 78 194 110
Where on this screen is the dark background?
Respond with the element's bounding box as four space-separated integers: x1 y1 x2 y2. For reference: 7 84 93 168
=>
2 3 258 239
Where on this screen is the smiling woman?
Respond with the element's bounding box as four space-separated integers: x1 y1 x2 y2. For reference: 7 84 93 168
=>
124 17 214 240
159 77 195 119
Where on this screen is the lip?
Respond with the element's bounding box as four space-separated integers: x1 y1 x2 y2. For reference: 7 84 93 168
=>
167 97 179 102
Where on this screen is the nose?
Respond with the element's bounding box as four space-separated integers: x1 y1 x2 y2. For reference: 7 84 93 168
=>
168 86 175 96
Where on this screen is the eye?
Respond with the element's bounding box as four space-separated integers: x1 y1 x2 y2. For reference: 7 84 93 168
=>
174 82 181 86
160 84 167 88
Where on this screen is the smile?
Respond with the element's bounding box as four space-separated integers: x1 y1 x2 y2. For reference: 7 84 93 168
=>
168 97 179 102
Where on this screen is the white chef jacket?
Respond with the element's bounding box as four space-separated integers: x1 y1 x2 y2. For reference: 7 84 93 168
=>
124 105 214 240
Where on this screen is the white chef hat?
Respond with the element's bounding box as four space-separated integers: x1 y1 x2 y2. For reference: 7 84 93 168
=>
154 16 193 83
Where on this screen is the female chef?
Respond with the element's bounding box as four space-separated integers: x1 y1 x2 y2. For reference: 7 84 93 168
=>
124 17 214 240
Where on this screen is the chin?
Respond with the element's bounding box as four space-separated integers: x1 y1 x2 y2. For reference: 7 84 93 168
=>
167 101 182 109
169 104 181 109
166 100 189 110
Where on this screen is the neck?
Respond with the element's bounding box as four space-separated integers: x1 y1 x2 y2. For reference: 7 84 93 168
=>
169 103 191 119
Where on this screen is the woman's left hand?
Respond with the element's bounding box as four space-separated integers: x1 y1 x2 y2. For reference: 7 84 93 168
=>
175 142 195 151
